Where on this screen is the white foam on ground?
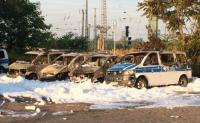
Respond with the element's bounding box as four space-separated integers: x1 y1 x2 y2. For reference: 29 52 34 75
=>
0 74 200 109
0 108 41 118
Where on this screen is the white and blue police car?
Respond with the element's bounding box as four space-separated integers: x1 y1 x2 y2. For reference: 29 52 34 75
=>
106 51 192 89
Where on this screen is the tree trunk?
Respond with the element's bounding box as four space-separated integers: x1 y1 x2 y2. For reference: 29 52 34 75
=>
179 23 185 46
177 3 185 49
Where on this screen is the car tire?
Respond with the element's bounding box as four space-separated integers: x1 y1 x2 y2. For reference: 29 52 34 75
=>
26 74 38 80
56 73 67 81
97 77 105 83
178 75 188 87
135 77 148 89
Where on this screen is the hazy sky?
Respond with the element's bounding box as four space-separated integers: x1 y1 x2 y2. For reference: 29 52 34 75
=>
30 0 165 40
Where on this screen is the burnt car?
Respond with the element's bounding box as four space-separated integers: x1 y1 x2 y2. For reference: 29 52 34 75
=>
106 51 192 89
70 54 119 83
39 53 86 81
8 50 65 80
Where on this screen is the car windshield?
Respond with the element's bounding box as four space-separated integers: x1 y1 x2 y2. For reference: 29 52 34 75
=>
121 53 147 64
23 54 38 63
53 56 75 65
83 56 107 67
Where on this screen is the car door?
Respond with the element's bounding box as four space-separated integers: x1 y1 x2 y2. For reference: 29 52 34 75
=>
136 52 163 86
103 56 117 71
69 55 85 71
158 53 178 85
34 54 49 73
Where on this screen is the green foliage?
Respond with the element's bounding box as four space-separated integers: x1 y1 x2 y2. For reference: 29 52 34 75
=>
138 0 200 31
41 33 89 52
138 0 200 45
162 39 183 51
131 38 145 49
0 0 52 51
106 39 114 50
138 0 168 18
187 32 200 63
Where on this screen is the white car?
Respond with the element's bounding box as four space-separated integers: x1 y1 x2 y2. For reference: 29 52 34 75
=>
106 51 192 89
0 49 9 73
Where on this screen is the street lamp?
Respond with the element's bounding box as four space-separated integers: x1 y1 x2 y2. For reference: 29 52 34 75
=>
112 20 117 55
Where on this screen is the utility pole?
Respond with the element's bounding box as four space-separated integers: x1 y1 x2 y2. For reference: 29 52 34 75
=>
85 0 89 39
97 0 107 51
94 8 97 40
82 9 85 37
112 21 117 55
88 24 91 40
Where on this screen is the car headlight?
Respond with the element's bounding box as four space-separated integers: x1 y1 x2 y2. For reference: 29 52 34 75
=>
123 70 134 75
20 69 26 74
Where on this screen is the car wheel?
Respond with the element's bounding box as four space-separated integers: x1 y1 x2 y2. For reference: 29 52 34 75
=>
26 74 38 80
178 75 188 87
135 77 148 89
56 73 67 81
97 77 105 83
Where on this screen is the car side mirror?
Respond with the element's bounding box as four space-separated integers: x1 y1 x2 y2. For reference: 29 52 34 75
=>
187 59 192 64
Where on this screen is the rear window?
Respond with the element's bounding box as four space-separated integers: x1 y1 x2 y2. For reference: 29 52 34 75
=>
49 53 62 63
0 51 5 59
36 55 48 64
160 54 175 66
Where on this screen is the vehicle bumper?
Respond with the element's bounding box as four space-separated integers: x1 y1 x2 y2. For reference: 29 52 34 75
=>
7 74 25 78
7 69 26 78
106 75 136 86
39 75 57 81
189 78 193 83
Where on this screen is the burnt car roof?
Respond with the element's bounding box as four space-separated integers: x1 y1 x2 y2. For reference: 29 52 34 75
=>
90 53 116 58
25 51 45 55
127 51 186 55
61 53 83 57
25 50 66 55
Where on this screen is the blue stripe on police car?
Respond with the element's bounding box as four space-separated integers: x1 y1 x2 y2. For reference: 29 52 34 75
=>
0 59 9 64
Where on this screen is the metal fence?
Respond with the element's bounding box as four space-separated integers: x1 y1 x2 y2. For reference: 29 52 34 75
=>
192 64 200 77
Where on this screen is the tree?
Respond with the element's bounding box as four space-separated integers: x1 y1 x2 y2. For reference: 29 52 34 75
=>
187 32 200 63
42 33 89 52
138 0 168 49
0 0 52 51
138 0 200 46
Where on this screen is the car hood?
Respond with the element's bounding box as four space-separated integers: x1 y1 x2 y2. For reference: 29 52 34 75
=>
108 62 137 72
41 64 66 75
74 66 100 74
9 62 33 70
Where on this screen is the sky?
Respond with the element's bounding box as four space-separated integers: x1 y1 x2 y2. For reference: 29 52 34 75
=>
30 0 166 40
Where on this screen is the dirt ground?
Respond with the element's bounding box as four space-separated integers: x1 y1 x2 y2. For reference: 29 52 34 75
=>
1 102 200 123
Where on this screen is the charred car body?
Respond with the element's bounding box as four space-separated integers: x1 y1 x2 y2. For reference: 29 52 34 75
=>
70 54 119 83
39 53 86 81
106 51 192 89
8 50 64 80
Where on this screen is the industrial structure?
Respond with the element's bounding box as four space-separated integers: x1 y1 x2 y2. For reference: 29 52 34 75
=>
82 0 107 51
81 9 85 37
85 0 89 38
97 0 107 51
93 8 97 40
